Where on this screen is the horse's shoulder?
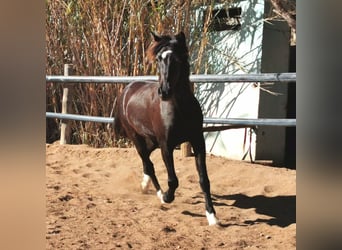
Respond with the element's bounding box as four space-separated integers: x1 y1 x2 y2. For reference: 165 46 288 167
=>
129 80 158 86
124 81 157 92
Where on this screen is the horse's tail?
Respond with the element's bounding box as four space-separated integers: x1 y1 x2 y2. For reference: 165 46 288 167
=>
113 97 120 136
113 95 126 140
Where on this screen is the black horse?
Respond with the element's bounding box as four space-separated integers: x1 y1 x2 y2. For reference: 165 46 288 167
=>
115 31 218 225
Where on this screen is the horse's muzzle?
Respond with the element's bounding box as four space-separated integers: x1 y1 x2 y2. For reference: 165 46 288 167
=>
158 87 172 100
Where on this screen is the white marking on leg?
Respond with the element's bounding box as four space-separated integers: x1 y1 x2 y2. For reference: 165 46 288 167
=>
206 211 219 226
141 174 151 193
157 190 165 204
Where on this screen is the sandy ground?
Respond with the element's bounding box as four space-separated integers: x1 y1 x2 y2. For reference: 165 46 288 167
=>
46 142 296 249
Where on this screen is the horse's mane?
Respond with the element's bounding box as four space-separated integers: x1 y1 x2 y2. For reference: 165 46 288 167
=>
146 33 188 62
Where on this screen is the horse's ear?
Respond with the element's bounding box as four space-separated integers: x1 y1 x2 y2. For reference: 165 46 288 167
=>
176 31 186 46
151 31 162 42
176 31 186 44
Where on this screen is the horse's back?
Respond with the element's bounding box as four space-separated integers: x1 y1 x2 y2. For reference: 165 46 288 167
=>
114 81 159 137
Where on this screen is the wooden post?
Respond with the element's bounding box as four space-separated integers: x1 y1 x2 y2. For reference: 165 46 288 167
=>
181 143 192 157
60 64 73 144
181 82 195 157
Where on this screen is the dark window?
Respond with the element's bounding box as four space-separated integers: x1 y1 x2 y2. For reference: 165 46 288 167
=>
208 7 242 32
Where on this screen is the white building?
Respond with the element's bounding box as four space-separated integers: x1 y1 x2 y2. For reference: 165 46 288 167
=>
190 0 295 167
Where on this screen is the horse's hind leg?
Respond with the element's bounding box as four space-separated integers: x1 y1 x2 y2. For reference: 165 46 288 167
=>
140 157 162 197
133 136 162 196
190 135 219 225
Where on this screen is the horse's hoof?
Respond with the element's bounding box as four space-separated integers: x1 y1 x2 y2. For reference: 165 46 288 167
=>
162 192 175 203
206 211 219 226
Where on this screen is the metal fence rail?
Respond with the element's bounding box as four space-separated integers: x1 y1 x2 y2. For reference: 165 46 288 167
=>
203 117 296 126
46 112 296 127
46 72 296 84
46 73 296 127
46 112 114 123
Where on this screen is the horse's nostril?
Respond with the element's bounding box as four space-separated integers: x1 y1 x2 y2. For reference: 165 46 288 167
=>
161 91 168 99
158 87 171 100
158 87 166 98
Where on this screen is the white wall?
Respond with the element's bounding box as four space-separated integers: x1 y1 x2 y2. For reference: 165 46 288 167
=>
191 0 265 160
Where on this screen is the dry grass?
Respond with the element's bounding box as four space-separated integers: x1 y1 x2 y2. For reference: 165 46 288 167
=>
46 0 226 147
46 0 295 147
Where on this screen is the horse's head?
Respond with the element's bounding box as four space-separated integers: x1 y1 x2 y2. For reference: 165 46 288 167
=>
147 31 189 100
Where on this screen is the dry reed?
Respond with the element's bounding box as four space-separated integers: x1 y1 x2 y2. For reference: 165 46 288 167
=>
46 0 224 147
46 0 294 147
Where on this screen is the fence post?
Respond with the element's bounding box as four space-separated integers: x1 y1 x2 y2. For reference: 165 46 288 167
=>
60 64 73 144
180 82 195 157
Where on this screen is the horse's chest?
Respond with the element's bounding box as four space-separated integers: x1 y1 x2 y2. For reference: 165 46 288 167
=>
159 102 194 134
159 102 174 129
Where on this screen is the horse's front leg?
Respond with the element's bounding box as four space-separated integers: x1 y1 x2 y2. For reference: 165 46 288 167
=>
160 145 178 203
191 135 219 226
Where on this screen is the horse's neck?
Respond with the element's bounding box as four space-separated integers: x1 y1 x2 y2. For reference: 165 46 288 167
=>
173 79 195 107
175 61 192 95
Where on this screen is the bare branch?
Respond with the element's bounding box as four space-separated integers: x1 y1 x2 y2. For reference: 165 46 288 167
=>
268 0 296 30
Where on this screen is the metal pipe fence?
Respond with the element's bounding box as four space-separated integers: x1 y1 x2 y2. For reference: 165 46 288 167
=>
46 73 296 127
46 112 296 127
46 72 296 84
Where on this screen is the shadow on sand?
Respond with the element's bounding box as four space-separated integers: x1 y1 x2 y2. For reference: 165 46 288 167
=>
214 194 296 227
182 193 296 228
